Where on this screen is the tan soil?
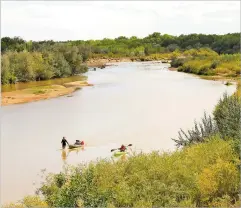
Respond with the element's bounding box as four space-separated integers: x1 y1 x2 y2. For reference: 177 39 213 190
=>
168 67 178 71
1 81 93 106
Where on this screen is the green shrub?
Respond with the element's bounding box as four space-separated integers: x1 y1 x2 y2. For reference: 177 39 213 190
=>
213 93 241 153
1 49 88 84
3 196 48 208
175 53 240 77
170 58 186 68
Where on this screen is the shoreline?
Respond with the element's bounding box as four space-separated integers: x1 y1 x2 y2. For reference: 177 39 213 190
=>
1 81 93 106
167 67 238 84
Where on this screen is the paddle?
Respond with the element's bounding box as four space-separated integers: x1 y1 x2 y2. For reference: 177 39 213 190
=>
111 144 132 152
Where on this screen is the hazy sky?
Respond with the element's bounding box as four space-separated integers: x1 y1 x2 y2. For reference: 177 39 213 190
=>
1 1 240 41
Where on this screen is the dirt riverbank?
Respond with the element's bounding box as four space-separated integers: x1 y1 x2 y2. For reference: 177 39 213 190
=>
2 81 93 106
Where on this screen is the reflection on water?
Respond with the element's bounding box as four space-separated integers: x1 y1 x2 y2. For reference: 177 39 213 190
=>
61 147 85 162
1 61 236 204
61 149 67 161
1 75 87 92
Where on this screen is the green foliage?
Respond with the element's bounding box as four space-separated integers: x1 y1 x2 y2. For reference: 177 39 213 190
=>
2 33 240 56
176 52 240 77
52 53 72 78
1 53 17 84
1 49 87 84
3 196 48 208
213 93 241 153
38 138 239 207
170 58 186 68
1 33 240 84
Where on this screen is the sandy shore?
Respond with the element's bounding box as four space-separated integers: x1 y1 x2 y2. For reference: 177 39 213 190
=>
1 81 93 106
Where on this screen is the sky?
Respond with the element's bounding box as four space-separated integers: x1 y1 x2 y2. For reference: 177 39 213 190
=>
1 1 240 41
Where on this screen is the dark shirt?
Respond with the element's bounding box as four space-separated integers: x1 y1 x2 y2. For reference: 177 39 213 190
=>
119 145 126 152
61 138 68 145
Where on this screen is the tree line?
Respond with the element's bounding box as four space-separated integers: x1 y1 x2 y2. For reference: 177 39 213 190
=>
1 32 240 84
2 32 240 55
1 44 88 84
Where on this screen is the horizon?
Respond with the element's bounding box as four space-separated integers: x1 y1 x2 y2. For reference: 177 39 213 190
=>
2 1 240 41
2 31 241 42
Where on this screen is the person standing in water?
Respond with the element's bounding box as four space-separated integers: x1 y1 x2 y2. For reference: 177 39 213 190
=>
61 137 69 149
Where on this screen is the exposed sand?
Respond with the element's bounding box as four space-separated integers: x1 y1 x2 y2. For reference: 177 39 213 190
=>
1 81 93 106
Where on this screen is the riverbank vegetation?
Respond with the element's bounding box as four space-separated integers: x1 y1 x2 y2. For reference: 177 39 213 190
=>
5 83 240 207
1 33 240 84
170 50 240 78
1 48 88 84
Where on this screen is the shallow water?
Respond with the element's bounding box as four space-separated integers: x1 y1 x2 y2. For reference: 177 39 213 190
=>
0 61 236 204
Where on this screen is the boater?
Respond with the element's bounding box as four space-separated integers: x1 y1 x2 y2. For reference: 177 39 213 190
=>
61 137 69 149
119 144 127 152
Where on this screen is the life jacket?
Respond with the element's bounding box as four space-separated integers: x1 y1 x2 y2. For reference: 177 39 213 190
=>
120 145 126 151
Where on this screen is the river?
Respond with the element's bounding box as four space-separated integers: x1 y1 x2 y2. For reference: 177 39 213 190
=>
0 61 236 204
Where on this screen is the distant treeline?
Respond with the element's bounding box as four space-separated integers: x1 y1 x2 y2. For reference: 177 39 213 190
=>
1 33 240 84
2 32 240 56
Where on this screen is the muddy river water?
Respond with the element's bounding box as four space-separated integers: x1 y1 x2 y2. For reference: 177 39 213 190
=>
0 61 236 204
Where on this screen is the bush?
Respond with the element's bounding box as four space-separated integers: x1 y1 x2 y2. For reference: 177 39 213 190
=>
198 160 239 202
213 93 241 153
170 58 186 68
38 138 239 207
1 48 88 84
3 196 48 208
175 53 240 77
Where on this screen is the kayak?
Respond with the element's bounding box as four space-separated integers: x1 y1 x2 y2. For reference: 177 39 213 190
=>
68 144 84 149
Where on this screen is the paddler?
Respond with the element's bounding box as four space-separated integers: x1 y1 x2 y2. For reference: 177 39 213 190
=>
119 144 127 152
61 137 69 149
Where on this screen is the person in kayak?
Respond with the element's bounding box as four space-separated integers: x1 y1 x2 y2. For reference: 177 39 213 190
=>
119 144 127 152
61 137 69 149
